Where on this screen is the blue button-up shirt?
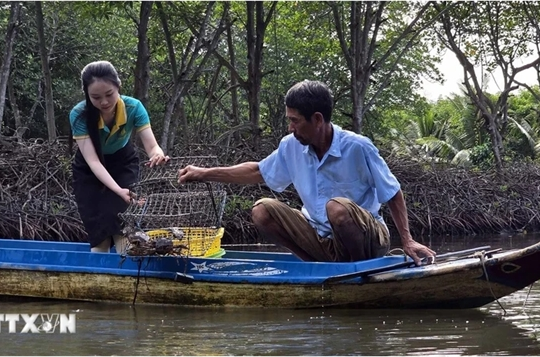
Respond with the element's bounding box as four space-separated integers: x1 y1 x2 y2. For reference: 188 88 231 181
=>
258 124 400 237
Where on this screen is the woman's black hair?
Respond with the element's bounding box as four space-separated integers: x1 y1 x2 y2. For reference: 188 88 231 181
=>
71 60 121 163
284 80 333 123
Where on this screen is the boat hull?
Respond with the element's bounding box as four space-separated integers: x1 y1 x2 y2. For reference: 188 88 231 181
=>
0 239 539 309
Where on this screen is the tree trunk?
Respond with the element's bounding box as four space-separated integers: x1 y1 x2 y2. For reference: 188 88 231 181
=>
225 11 240 142
159 2 228 152
245 1 276 149
156 1 177 79
433 2 540 171
332 2 384 133
167 96 184 153
332 1 440 133
133 1 152 107
35 1 56 142
0 2 22 134
246 2 260 146
7 80 23 139
484 112 504 171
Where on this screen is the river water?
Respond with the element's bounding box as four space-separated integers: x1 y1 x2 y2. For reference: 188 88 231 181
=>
1 234 540 356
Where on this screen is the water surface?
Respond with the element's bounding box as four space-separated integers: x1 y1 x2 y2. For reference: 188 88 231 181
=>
1 233 539 356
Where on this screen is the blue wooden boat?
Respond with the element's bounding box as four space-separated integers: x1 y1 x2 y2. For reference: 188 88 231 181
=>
0 238 539 309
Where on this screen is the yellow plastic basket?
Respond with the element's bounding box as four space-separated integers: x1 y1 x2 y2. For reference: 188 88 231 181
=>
145 227 224 257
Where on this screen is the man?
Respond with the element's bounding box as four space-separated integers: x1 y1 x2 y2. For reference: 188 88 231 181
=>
178 80 436 265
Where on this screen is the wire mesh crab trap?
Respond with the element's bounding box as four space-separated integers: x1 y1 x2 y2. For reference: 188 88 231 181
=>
119 156 227 257
137 155 222 185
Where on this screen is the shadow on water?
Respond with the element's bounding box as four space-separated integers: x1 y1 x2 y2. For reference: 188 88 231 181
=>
1 233 540 355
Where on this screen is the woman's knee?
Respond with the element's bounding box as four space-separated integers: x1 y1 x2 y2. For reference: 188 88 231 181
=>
91 236 112 253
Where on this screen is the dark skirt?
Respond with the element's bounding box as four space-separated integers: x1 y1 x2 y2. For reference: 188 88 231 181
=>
72 144 139 248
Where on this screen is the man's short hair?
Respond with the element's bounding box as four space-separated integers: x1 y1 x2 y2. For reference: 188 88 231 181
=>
284 80 333 122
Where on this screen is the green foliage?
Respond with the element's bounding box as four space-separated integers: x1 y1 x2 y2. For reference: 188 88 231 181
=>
329 1 445 135
505 86 540 161
6 2 137 139
224 194 253 216
469 143 495 170
0 0 538 172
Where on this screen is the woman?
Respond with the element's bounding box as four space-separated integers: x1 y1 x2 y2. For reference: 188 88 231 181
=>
70 60 169 253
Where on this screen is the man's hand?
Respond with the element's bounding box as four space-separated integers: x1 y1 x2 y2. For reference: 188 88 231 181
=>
386 190 436 266
177 165 205 184
402 239 436 266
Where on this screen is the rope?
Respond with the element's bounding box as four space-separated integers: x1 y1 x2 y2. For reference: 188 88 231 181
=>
135 195 149 230
205 181 221 227
387 248 405 256
522 282 535 312
474 250 507 315
132 258 143 305
386 248 407 261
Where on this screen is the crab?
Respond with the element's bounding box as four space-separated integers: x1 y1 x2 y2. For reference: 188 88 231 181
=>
121 226 150 244
126 243 155 256
167 227 185 240
122 225 191 257
154 237 174 255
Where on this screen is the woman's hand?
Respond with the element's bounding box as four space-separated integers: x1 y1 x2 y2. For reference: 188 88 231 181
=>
146 154 170 168
116 188 136 204
138 127 169 168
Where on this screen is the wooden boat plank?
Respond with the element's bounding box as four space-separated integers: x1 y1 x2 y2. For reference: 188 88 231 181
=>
0 265 521 309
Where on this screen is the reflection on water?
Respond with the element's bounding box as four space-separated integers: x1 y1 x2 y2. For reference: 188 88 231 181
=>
1 234 540 356
2 297 540 356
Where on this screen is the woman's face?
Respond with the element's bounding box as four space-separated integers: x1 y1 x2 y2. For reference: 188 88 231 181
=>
87 79 119 116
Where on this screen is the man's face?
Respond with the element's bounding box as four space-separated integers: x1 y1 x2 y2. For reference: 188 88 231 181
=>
286 107 315 146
